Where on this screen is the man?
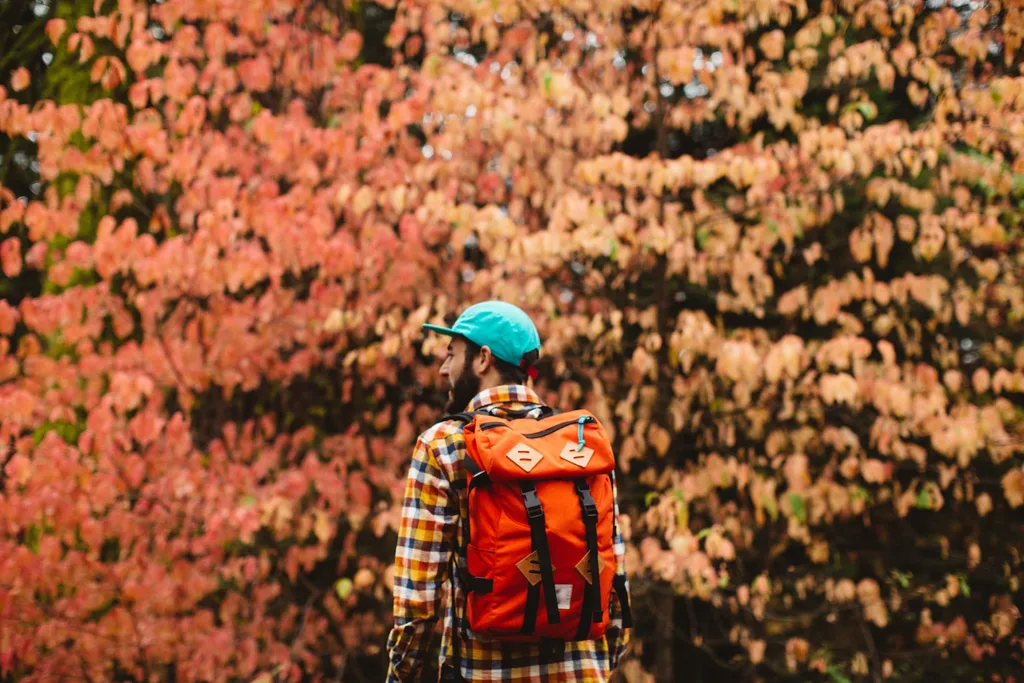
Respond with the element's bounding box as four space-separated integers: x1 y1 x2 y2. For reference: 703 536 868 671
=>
385 300 630 682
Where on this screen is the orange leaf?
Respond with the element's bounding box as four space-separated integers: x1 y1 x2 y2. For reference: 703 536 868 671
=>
339 31 363 61
46 18 67 45
1 237 22 277
10 67 30 92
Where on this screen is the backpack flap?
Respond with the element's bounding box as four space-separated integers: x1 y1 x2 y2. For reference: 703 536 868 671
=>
462 410 615 481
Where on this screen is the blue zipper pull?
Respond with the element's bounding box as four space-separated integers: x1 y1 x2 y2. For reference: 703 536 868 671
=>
576 416 589 451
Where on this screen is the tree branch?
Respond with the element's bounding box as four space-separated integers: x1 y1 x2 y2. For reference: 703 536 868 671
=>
859 609 883 683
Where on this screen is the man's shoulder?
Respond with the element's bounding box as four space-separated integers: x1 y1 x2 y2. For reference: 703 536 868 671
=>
416 417 468 449
412 418 469 479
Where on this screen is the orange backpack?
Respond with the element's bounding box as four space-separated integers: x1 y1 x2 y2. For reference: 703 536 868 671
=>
449 406 633 643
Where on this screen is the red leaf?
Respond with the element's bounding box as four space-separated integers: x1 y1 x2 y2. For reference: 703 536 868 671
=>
0 300 18 335
1 237 22 277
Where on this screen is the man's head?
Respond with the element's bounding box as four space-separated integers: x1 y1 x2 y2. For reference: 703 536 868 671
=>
423 301 541 413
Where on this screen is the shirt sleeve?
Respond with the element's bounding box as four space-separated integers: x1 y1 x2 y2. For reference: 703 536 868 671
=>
385 433 457 683
606 470 631 669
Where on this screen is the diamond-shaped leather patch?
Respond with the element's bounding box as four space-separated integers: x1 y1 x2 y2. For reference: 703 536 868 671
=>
560 443 595 468
575 552 608 585
506 443 544 473
517 551 542 586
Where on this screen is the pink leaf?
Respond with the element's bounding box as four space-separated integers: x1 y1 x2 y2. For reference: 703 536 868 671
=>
10 68 30 92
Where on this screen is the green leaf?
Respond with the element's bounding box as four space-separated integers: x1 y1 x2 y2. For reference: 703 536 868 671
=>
763 496 779 522
607 238 618 260
718 573 730 588
645 491 658 507
334 578 353 600
696 228 710 248
543 71 553 93
1011 173 1024 199
959 575 971 597
825 664 852 683
43 266 98 296
914 489 931 509
41 330 74 358
240 495 257 507
892 570 910 588
696 527 712 541
856 102 876 120
789 493 807 524
24 524 42 554
32 420 83 445
852 486 871 502
767 220 779 234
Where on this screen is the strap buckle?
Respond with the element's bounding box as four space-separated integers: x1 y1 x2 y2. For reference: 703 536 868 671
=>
522 488 543 519
575 481 598 518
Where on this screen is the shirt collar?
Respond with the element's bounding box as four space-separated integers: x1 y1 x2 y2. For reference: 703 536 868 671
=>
466 384 542 412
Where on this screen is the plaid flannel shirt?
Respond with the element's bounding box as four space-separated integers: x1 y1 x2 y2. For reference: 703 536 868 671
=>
386 384 630 682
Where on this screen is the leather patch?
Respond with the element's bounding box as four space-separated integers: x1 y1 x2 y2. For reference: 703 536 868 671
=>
560 442 595 468
575 552 608 585
506 443 544 473
517 551 542 586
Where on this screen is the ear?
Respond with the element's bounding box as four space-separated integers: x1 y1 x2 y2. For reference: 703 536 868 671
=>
473 345 495 376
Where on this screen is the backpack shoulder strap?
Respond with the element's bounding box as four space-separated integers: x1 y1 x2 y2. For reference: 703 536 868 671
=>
443 411 491 492
499 405 559 420
445 405 558 422
442 409 491 424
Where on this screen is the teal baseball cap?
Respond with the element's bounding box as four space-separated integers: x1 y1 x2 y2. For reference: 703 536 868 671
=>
423 301 541 376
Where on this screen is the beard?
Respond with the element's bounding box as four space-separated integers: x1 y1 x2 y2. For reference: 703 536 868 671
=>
445 369 482 414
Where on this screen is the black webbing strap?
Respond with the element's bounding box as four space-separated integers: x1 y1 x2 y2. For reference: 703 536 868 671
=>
607 472 633 629
521 583 541 636
468 576 493 594
613 574 633 628
574 479 602 640
458 457 489 567
442 409 492 424
519 481 560 632
462 457 490 490
450 415 488 492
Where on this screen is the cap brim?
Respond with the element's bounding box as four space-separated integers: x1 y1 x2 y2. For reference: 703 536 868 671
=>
422 323 460 337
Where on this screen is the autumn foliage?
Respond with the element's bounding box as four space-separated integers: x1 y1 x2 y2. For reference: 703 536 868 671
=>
1 0 1023 681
